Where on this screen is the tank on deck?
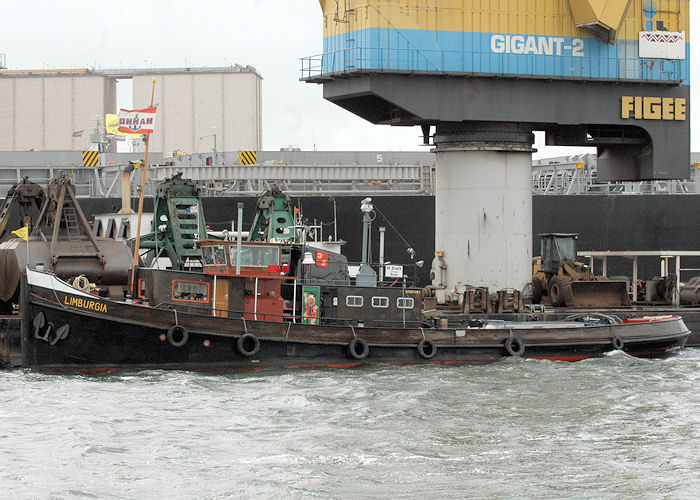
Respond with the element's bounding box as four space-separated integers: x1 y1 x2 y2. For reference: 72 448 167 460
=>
0 172 132 311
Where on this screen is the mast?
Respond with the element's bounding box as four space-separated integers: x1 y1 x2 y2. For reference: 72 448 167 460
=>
129 77 157 292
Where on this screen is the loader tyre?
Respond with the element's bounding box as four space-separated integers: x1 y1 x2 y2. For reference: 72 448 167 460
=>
531 279 544 304
0 300 13 315
548 277 572 307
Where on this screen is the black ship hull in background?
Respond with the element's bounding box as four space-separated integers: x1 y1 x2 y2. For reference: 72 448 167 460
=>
76 194 700 287
73 194 700 348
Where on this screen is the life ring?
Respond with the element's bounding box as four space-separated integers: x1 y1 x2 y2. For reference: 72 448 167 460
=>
237 333 260 357
167 325 188 347
417 339 437 359
505 337 525 357
347 338 369 360
612 336 624 350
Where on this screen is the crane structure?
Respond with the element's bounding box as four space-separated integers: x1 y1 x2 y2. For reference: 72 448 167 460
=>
304 0 690 296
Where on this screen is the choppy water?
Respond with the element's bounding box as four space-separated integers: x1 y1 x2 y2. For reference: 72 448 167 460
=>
1 350 699 499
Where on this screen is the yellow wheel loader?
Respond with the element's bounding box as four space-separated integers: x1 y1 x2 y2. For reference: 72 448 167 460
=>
532 233 630 308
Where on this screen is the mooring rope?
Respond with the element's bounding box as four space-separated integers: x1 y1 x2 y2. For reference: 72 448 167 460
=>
48 271 69 310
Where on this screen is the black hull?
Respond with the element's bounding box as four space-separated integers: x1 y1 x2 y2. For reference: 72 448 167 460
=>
20 284 690 373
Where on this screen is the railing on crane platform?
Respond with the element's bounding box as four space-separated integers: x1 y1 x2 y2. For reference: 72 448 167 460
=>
301 47 684 83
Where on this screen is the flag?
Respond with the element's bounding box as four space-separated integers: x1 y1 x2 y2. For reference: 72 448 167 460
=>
72 130 83 137
117 106 158 135
186 205 198 214
12 226 28 241
105 114 141 138
315 250 328 268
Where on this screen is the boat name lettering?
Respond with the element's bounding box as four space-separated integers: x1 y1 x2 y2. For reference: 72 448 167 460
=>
490 35 584 57
63 295 108 312
621 96 686 121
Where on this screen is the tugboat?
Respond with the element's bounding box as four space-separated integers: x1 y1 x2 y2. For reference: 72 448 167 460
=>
16 193 691 372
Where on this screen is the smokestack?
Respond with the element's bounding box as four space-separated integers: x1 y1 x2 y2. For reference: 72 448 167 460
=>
118 162 137 214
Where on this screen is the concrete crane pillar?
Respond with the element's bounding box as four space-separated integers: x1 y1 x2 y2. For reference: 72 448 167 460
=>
432 122 534 294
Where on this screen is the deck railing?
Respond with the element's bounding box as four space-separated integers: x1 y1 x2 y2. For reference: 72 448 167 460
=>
301 47 684 83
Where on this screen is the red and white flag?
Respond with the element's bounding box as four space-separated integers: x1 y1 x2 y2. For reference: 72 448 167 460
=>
315 250 329 268
117 106 157 135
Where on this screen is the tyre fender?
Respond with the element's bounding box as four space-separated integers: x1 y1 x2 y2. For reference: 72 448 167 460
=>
417 339 437 359
237 333 260 357
612 336 624 350
167 325 189 347
504 337 525 357
347 338 369 360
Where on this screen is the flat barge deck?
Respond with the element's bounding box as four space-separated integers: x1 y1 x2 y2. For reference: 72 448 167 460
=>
434 307 700 348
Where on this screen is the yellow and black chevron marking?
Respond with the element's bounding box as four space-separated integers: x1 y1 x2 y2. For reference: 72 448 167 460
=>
82 150 99 167
238 150 257 166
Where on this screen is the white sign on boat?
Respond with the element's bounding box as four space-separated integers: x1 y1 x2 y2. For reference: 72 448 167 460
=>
385 264 404 278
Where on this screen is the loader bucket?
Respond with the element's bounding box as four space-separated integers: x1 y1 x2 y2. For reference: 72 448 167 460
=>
569 280 631 307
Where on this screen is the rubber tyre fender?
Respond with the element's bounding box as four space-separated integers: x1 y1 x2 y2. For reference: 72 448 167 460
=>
417 339 437 359
347 338 369 360
504 337 525 357
237 333 260 357
167 325 189 348
612 336 624 350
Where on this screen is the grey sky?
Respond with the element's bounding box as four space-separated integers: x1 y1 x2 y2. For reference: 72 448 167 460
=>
2 0 697 157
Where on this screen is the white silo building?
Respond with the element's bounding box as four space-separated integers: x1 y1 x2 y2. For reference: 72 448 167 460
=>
0 70 116 151
132 66 262 155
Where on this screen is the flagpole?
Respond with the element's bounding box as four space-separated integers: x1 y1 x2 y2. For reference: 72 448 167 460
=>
129 77 157 294
25 222 29 270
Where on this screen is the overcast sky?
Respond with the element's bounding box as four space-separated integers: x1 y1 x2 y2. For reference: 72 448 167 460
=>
3 0 697 158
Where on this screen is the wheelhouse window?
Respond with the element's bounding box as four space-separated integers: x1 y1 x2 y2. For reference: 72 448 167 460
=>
397 297 414 309
228 245 280 268
371 296 389 308
346 296 363 307
202 245 227 266
172 280 210 303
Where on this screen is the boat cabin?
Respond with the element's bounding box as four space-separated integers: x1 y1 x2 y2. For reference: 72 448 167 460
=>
136 267 246 318
137 240 290 322
136 239 421 327
318 286 422 328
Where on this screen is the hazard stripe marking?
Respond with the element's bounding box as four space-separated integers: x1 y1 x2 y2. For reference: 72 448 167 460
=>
238 151 257 166
82 151 99 167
